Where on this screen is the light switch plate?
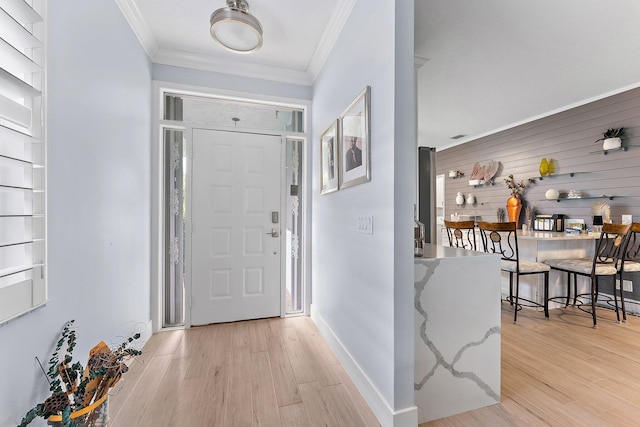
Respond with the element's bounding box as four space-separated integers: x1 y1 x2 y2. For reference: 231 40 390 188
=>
357 215 373 234
622 214 632 225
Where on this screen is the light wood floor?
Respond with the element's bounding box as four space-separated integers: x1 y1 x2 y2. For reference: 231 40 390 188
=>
424 305 640 426
110 305 640 427
108 315 380 427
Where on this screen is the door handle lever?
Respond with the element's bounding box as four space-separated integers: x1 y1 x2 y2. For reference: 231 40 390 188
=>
266 228 279 237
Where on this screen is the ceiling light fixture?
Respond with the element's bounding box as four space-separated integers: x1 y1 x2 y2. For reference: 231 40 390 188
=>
210 0 263 54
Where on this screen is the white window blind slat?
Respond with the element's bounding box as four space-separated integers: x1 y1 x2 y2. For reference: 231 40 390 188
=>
0 0 42 25
0 67 40 100
0 8 42 49
0 187 32 216
0 92 31 127
0 156 32 188
0 125 35 162
0 216 30 245
0 241 32 271
0 37 42 75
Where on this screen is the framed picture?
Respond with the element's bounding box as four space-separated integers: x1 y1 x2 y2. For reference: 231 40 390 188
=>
339 86 371 189
320 119 339 195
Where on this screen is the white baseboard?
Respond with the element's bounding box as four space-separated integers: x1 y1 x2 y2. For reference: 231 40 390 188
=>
310 305 418 427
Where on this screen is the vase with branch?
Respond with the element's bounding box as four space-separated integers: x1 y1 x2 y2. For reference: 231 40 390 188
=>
504 174 536 227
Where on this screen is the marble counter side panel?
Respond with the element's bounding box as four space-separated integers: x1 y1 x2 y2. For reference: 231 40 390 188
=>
414 255 501 423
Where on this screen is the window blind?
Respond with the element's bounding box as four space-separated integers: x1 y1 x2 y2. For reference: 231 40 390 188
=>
0 0 45 323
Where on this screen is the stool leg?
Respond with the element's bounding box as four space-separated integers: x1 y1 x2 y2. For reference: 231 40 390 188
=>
509 273 514 305
619 272 627 322
591 275 597 328
572 273 578 306
544 271 549 319
613 275 621 323
514 274 520 323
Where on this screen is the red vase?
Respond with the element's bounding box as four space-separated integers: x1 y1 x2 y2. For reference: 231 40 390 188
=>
506 196 522 227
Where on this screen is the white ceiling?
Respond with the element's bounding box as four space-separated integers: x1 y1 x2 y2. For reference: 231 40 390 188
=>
119 0 640 150
416 0 640 149
117 0 353 85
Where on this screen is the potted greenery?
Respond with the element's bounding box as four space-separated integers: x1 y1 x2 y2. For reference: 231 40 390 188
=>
595 127 625 151
18 320 141 427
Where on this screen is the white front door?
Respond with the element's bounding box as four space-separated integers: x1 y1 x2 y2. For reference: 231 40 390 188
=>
190 129 282 325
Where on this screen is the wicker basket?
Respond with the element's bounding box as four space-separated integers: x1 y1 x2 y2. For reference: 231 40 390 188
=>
47 394 109 427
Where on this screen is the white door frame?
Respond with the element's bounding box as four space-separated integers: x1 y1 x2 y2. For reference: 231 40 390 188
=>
184 126 287 328
151 81 311 332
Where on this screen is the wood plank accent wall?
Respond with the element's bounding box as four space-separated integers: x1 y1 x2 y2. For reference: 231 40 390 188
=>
435 86 640 306
436 87 640 227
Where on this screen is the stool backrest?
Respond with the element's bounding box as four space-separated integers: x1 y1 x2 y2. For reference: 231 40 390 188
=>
594 223 631 266
477 221 519 264
621 222 640 264
443 220 476 250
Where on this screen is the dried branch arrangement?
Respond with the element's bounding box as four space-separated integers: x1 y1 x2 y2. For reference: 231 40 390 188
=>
525 204 537 226
19 320 141 427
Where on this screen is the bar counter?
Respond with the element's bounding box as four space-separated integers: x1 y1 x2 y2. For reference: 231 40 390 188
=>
414 244 501 422
518 230 600 240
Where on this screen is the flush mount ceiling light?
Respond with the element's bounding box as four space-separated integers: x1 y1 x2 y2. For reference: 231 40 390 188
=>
210 0 263 54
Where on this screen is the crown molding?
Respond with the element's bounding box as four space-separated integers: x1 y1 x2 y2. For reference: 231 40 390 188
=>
153 48 313 86
307 0 357 83
114 0 159 58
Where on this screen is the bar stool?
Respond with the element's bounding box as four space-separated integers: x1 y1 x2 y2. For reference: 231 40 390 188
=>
543 223 631 327
444 220 476 250
618 223 640 322
477 221 550 323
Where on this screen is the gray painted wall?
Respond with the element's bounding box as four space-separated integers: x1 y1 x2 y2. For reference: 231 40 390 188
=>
312 0 416 424
436 87 640 306
1 1 153 424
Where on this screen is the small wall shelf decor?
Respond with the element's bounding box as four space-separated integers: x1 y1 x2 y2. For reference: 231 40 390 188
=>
545 189 560 200
538 158 555 177
448 170 464 179
469 160 500 185
594 127 625 151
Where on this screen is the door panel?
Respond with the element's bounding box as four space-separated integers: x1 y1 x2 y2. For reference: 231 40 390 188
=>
191 129 282 325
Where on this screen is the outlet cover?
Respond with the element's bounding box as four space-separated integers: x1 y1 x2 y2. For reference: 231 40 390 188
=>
616 280 633 292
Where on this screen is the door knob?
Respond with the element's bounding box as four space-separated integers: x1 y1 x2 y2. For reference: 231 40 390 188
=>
266 228 279 237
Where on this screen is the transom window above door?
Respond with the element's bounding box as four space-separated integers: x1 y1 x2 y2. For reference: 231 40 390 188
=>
164 93 304 133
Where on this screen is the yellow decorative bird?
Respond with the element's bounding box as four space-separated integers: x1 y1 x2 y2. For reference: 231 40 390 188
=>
539 158 549 176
